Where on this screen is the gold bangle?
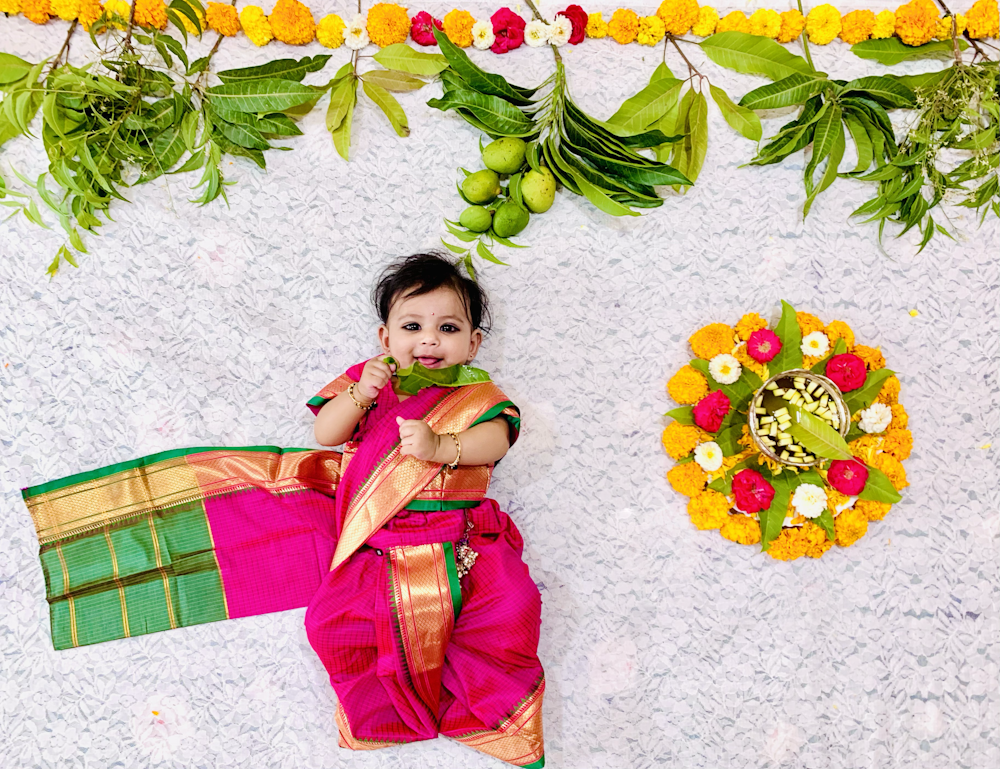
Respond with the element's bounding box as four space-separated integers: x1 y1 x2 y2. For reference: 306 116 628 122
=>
446 432 461 470
348 382 375 410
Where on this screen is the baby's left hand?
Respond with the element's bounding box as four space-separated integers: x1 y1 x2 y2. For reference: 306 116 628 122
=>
396 417 440 462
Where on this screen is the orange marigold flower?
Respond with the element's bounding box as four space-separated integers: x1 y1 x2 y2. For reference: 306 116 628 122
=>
876 375 901 404
241 5 274 45
889 403 908 430
716 10 749 33
966 0 998 38
367 2 409 47
688 489 731 530
270 0 315 45
834 507 868 547
667 364 709 405
767 527 810 561
824 319 855 348
733 344 767 379
805 3 841 44
720 514 760 545
50 0 79 20
826 488 850 512
855 499 891 522
608 8 640 43
872 453 908 491
667 462 708 497
881 428 912 461
721 448 754 476
586 11 609 37
848 435 881 463
691 5 718 35
895 0 938 46
840 9 875 43
662 421 707 460
796 311 824 337
851 344 885 370
935 14 966 38
777 9 805 41
205 1 238 35
749 8 781 37
442 9 474 46
872 9 895 37
735 312 767 341
77 0 101 27
803 522 834 558
133 0 166 28
20 0 51 23
689 322 734 359
656 0 699 35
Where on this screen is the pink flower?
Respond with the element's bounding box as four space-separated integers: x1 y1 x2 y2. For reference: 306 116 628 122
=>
692 389 730 433
747 328 782 363
732 469 775 514
410 11 443 46
491 7 526 53
827 458 869 496
825 353 867 392
556 4 587 43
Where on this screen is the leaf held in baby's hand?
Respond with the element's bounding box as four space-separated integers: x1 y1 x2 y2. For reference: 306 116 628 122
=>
384 357 492 394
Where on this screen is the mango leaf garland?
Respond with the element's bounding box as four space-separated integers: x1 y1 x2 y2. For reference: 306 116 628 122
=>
384 357 493 394
850 38 969 66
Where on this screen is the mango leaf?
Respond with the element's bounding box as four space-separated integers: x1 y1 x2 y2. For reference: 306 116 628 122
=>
841 76 916 108
716 421 745 455
857 464 903 503
786 403 852 460
0 53 32 86
810 509 836 541
668 89 708 189
738 73 828 111
384 358 492 394
710 84 761 141
607 66 683 135
803 105 845 217
256 113 303 136
850 38 967 66
759 474 794 551
428 89 535 137
770 300 803 373
326 76 356 133
363 80 409 138
217 56 331 84
207 79 319 113
843 368 895 413
701 31 815 82
331 83 356 161
665 406 695 425
361 69 426 92
887 70 949 93
374 44 449 76
431 26 535 104
843 114 874 174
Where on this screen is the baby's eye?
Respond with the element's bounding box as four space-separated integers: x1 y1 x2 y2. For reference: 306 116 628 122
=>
403 323 420 331
440 324 460 333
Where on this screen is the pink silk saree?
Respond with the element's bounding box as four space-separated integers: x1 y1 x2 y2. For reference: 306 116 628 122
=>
21 362 545 767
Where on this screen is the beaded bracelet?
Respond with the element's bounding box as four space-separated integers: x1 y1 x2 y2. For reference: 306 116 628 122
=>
347 382 375 410
445 432 462 470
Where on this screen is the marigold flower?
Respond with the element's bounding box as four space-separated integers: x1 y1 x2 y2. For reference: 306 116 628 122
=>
205 1 238 35
824 319 855 349
586 11 608 37
269 0 315 45
734 312 766 341
50 0 79 20
77 0 101 27
316 12 345 47
847 435 881 463
637 14 666 45
872 453 908 491
795 311 823 337
716 10 749 33
667 364 709 405
803 522 834 558
667 462 707 497
889 403 908 430
131 0 165 28
855 499 891 521
935 14 966 38
806 4 841 44
661 421 707 460
880 428 912 461
366 2 409 46
839 9 874 43
0 0 22 13
876 375 901 405
241 5 274 45
442 8 475 46
749 8 780 38
692 5 718 35
720 514 761 545
656 0 698 35
871 10 895 37
834 506 868 547
102 0 128 27
688 489 732 530
732 344 766 379
895 0 938 46
20 0 51 23
767 527 810 560
826 487 850 512
777 9 805 41
966 0 998 38
608 8 639 43
689 322 734 359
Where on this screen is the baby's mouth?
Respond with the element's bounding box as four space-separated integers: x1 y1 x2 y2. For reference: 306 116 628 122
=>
416 356 443 367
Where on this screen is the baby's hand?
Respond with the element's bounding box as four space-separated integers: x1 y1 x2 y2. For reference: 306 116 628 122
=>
396 417 441 462
356 357 395 402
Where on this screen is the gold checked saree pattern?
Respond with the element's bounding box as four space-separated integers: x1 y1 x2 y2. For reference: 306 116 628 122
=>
21 361 545 767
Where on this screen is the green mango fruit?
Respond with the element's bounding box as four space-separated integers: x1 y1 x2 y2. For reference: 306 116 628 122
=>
492 200 530 238
459 205 493 232
482 137 527 175
522 167 556 213
461 169 502 205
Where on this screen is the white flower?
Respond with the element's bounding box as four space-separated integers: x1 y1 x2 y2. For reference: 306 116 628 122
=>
708 353 742 385
344 14 369 49
524 19 550 46
791 483 826 518
801 331 830 357
694 441 723 472
858 402 892 433
548 16 572 45
471 19 495 49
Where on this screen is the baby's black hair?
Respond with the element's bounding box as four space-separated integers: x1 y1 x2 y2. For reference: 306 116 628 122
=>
373 252 492 334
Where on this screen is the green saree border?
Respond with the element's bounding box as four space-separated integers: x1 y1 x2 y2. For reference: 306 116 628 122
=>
522 756 545 768
441 542 463 621
402 499 479 512
471 401 521 434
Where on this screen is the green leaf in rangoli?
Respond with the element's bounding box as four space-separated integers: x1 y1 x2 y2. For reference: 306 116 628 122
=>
427 89 535 138
843 368 895 413
810 337 847 373
217 56 331 84
0 53 33 86
810 509 836 541
607 66 683 135
738 73 828 111
206 79 319 114
843 113 874 174
850 37 967 66
759 473 794 551
769 300 803 373
840 76 915 108
701 31 816 81
326 76 356 134
431 26 535 104
373 44 449 76
361 69 426 93
665 406 695 425
688 358 754 411
363 80 409 138
857 463 902 503
668 89 708 190
886 70 949 93
384 357 493 394
803 103 845 217
710 84 762 141
786 403 853 460
715 421 745 455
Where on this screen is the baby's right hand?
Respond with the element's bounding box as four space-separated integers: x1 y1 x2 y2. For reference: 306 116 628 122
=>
356 357 396 402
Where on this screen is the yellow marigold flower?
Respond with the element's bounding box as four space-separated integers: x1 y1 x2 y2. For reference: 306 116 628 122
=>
877 375 901 405
662 421 707 460
733 344 766 379
966 0 998 38
586 11 608 38
889 403 908 430
721 448 754 476
442 9 474 47
872 453 908 491
692 5 718 35
735 313 767 341
367 2 409 47
50 0 79 20
840 9 875 43
826 488 850 512
803 522 834 558
667 462 708 497
205 1 238 35
656 0 698 35
834 507 868 547
848 435 881 463
935 14 966 38
796 311 824 338
0 0 22 13
270 0 315 45
240 5 273 45
824 319 855 348
895 0 938 46
720 514 760 545
608 8 640 44
767 527 810 561
881 428 912 461
871 10 895 38
688 490 731 530
805 4 841 45
20 0 51 23
637 14 666 45
689 322 735 359
851 344 885 370
77 0 101 27
102 0 128 27
716 10 750 34
855 499 891 521
777 9 805 41
316 12 344 47
133 0 166 28
667 364 709 405
749 8 781 38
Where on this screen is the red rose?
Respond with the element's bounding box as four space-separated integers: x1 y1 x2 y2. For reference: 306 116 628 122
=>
825 353 867 392
556 4 587 44
692 389 730 433
747 328 782 363
491 7 526 53
827 458 869 496
732 469 776 514
410 11 443 46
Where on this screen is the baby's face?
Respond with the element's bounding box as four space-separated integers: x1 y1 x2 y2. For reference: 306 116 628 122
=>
378 286 482 370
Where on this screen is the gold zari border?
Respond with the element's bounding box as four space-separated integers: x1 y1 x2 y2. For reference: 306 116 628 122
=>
452 677 546 767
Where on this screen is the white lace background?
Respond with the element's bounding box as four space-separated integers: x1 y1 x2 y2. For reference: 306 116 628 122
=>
1 5 998 767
